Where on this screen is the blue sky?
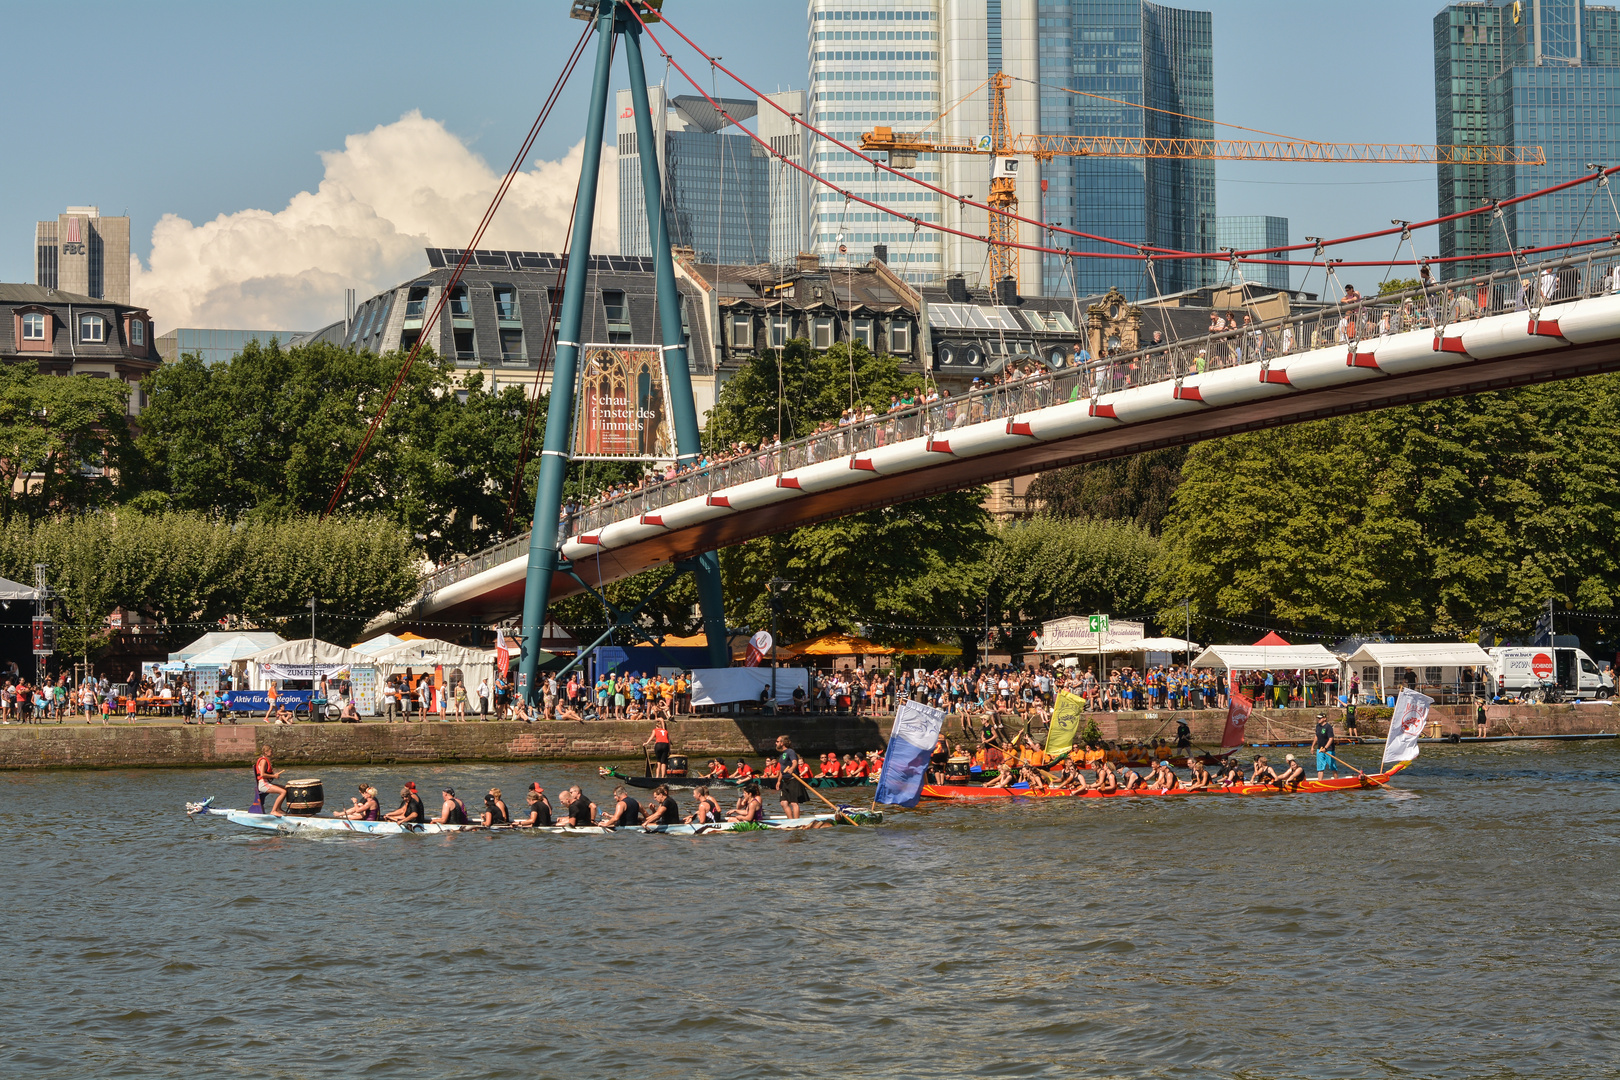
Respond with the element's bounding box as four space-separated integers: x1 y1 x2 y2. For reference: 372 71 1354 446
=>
1 1 1453 326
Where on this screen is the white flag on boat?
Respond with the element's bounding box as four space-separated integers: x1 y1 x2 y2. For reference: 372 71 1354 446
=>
1382 687 1433 767
874 698 947 808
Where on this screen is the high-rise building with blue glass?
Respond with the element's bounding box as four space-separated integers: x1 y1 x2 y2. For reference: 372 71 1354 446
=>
1035 0 1216 298
1435 1 1620 278
618 88 801 266
1216 215 1290 290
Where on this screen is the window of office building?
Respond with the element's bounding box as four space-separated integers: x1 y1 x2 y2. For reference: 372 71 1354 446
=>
603 289 631 343
493 284 519 320
80 314 105 343
21 313 46 340
500 328 525 363
453 328 474 359
852 317 873 349
448 286 471 317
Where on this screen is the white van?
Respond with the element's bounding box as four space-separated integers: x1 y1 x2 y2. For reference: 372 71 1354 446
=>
1487 647 1614 701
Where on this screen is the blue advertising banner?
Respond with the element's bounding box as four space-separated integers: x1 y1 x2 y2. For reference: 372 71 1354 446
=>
873 699 947 808
224 691 317 713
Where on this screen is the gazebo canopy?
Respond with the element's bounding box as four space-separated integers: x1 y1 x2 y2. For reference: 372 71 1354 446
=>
1344 642 1492 668
187 635 280 666
792 633 895 656
1252 631 1290 647
245 638 366 668
171 630 284 663
1191 643 1340 671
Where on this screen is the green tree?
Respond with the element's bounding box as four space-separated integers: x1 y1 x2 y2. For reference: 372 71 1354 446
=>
1150 376 1620 639
137 342 534 560
0 366 137 524
703 335 988 648
1026 447 1187 531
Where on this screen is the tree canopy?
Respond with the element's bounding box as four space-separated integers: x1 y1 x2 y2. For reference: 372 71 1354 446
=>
0 365 137 524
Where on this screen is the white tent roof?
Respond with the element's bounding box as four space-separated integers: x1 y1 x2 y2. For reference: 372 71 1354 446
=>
187 635 281 666
0 576 37 601
172 630 284 662
244 638 367 667
368 639 493 667
1136 636 1201 652
1345 642 1492 668
1191 643 1341 671
352 633 408 656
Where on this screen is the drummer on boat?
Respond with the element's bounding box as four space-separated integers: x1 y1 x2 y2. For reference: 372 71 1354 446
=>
253 746 288 816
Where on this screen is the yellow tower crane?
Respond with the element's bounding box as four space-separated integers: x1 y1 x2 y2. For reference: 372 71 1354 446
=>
860 72 1547 289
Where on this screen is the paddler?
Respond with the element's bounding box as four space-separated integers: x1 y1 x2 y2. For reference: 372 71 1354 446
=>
518 784 554 827
383 782 425 824
640 784 681 831
731 759 755 780
726 781 764 822
599 786 643 829
481 787 510 827
253 746 288 816
1214 761 1243 788
1147 760 1180 791
1092 761 1119 794
1274 754 1306 789
333 784 380 820
559 785 597 827
1248 756 1277 785
430 787 469 825
1184 760 1212 791
686 785 723 825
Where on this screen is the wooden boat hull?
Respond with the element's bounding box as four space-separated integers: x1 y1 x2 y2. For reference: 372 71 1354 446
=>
920 761 1410 800
217 810 880 835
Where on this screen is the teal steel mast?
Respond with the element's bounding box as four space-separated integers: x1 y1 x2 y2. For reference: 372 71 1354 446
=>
517 0 729 701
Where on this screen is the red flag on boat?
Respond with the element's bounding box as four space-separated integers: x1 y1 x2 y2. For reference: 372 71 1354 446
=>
495 628 510 677
1222 684 1253 749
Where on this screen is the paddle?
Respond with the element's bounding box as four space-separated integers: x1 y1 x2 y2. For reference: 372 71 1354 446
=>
1327 751 1389 787
787 767 862 826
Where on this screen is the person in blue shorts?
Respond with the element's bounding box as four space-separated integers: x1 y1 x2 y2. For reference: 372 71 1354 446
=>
1311 712 1337 779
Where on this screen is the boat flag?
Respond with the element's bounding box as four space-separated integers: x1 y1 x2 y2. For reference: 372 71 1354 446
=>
1044 690 1085 759
874 698 947 808
495 629 510 677
1221 686 1254 749
1382 687 1433 767
745 630 772 668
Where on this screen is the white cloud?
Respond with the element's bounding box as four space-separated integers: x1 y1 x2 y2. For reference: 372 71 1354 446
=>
131 110 618 333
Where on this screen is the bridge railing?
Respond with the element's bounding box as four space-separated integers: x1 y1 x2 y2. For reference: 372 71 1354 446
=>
419 248 1619 601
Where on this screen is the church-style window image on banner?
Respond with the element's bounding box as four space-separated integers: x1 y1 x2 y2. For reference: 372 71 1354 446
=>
573 345 674 460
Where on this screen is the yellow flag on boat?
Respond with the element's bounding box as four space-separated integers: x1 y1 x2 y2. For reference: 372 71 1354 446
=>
1045 691 1085 759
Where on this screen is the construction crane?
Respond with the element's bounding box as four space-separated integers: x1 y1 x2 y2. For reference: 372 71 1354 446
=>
860 72 1547 288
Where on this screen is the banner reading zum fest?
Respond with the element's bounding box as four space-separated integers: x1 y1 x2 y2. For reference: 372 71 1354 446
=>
573 345 675 459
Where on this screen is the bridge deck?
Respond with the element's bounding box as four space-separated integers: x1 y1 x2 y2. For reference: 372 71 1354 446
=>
373 285 1620 633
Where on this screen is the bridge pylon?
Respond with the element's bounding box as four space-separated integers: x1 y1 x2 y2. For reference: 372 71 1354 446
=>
517 0 730 702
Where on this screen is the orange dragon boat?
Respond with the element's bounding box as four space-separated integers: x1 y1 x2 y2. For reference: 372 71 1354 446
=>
919 760 1410 800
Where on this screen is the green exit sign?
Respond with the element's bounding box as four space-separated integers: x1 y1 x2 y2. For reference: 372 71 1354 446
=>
1089 614 1110 634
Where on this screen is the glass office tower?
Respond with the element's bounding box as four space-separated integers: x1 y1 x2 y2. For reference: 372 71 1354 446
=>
1036 0 1215 299
1435 1 1620 279
1216 215 1290 290
618 88 775 266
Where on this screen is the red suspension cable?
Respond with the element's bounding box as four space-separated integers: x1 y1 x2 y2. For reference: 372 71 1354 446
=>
322 20 596 519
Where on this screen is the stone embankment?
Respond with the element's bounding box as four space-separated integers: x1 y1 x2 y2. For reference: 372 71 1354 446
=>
0 704 1609 770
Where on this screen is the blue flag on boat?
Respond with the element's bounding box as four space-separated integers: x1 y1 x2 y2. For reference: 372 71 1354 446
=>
873 699 947 808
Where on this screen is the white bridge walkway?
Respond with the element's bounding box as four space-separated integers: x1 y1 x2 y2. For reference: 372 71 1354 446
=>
370 256 1620 633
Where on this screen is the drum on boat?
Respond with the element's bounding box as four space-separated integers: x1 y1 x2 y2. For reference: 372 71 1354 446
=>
284 778 324 816
945 757 971 779
666 753 689 777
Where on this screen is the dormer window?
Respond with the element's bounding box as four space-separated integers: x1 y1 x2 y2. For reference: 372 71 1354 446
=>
21 313 45 340
130 319 145 347
888 318 911 354
852 317 873 349
79 314 106 343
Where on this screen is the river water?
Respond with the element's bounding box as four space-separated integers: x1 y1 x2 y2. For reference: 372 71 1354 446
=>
1 743 1616 1079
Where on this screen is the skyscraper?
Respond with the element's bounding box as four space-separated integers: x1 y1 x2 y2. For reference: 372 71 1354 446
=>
806 1 946 283
35 206 130 303
617 88 780 266
1217 215 1290 291
1035 0 1216 299
1435 1 1620 278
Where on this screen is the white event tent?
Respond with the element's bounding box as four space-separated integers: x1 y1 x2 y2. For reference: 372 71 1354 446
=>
367 639 496 703
242 639 368 690
1343 642 1493 704
1190 643 1341 672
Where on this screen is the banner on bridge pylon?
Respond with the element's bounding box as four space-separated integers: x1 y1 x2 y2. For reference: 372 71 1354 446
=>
572 345 675 460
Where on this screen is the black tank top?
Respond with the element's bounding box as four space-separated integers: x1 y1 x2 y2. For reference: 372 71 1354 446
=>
487 801 509 826
445 798 467 825
403 795 424 821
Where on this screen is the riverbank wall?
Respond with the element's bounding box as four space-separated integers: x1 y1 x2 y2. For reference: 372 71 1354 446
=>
0 704 1609 770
